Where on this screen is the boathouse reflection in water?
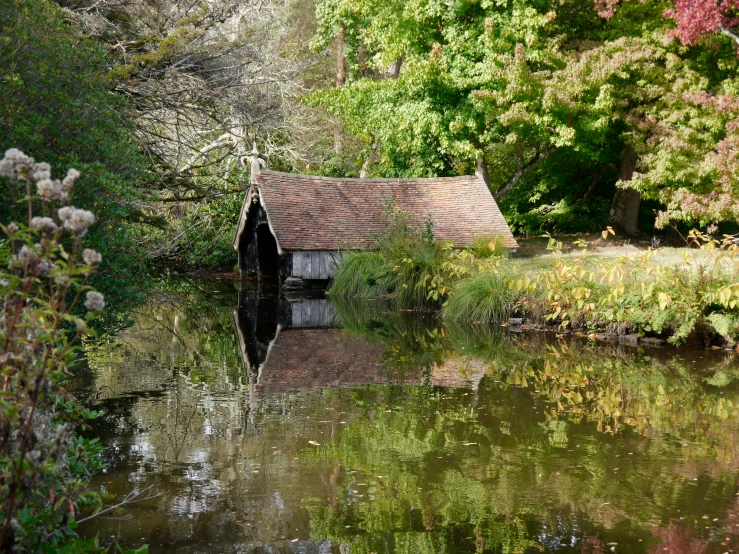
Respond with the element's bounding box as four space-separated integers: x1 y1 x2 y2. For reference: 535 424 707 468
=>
233 288 489 402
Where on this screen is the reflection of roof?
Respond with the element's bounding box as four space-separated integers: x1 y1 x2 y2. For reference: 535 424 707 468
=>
431 358 488 389
255 329 391 394
249 329 492 395
251 170 518 251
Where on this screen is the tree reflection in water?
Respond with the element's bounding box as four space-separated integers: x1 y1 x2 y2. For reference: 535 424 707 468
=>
80 279 739 553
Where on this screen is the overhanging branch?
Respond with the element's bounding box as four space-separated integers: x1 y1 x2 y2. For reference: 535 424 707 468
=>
493 146 556 201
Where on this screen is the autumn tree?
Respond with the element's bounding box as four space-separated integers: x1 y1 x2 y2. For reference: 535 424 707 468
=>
665 0 739 46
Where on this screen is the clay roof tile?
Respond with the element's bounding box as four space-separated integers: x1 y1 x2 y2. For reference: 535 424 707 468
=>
249 170 518 251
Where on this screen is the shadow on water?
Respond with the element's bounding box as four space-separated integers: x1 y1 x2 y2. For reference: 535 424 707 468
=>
80 278 739 553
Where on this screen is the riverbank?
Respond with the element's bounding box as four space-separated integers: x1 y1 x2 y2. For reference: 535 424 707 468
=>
329 230 739 349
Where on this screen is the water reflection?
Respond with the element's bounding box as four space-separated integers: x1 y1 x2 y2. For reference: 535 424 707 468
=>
81 279 739 553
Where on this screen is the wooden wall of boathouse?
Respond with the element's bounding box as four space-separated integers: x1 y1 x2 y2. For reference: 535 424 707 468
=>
290 251 344 280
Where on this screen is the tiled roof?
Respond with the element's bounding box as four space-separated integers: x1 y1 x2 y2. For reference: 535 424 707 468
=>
251 170 518 251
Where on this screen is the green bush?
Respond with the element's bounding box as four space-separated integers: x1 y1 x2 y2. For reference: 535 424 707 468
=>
329 201 453 307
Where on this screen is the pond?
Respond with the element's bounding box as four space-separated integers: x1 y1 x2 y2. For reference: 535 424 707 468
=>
79 278 739 553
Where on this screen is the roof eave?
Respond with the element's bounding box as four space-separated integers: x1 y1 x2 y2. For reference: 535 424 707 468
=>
232 183 284 256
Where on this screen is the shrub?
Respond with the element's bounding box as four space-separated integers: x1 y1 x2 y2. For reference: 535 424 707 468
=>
0 150 145 552
329 201 454 307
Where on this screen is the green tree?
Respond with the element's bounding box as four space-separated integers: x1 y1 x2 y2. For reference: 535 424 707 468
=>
309 0 739 234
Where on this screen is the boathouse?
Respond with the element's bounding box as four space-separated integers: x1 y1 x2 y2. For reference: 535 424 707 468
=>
233 148 518 282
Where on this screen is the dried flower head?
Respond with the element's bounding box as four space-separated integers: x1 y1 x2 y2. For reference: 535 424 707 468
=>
30 217 58 235
58 206 74 222
75 319 87 334
82 248 102 266
2 148 34 174
62 168 80 192
59 207 96 235
84 291 105 311
9 245 38 270
54 272 71 286
0 159 13 177
37 179 62 202
36 259 52 277
68 209 95 235
6 222 19 234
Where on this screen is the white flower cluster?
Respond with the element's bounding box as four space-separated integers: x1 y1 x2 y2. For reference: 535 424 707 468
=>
58 206 95 236
30 217 58 236
2 147 107 317
7 245 50 276
84 291 105 311
13 245 37 267
0 148 34 176
0 149 79 203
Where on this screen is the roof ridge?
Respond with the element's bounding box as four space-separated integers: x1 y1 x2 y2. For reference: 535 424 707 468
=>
258 169 482 184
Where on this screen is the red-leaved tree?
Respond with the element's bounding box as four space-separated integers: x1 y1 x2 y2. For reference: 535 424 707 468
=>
664 0 739 45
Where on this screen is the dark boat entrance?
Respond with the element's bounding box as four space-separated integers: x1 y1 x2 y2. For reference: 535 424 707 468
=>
256 224 279 277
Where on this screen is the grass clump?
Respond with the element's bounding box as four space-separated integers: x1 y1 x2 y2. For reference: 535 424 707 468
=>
330 252 389 298
443 270 513 322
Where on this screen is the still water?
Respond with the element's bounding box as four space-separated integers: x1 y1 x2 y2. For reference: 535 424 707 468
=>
80 278 739 553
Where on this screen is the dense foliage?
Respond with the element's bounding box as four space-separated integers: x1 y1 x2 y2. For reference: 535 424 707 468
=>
0 0 148 313
309 0 739 235
332 211 739 346
329 203 508 307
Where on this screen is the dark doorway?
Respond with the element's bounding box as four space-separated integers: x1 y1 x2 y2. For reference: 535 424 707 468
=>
256 224 279 277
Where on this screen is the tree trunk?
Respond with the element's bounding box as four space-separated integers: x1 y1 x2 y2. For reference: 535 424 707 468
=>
333 24 347 155
476 157 490 187
385 59 402 79
360 142 380 178
608 145 640 236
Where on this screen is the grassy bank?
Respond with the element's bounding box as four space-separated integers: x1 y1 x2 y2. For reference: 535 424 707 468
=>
329 226 739 348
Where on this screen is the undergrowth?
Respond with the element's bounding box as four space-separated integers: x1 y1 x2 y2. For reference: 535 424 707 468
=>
501 231 739 345
332 213 739 347
443 271 513 323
